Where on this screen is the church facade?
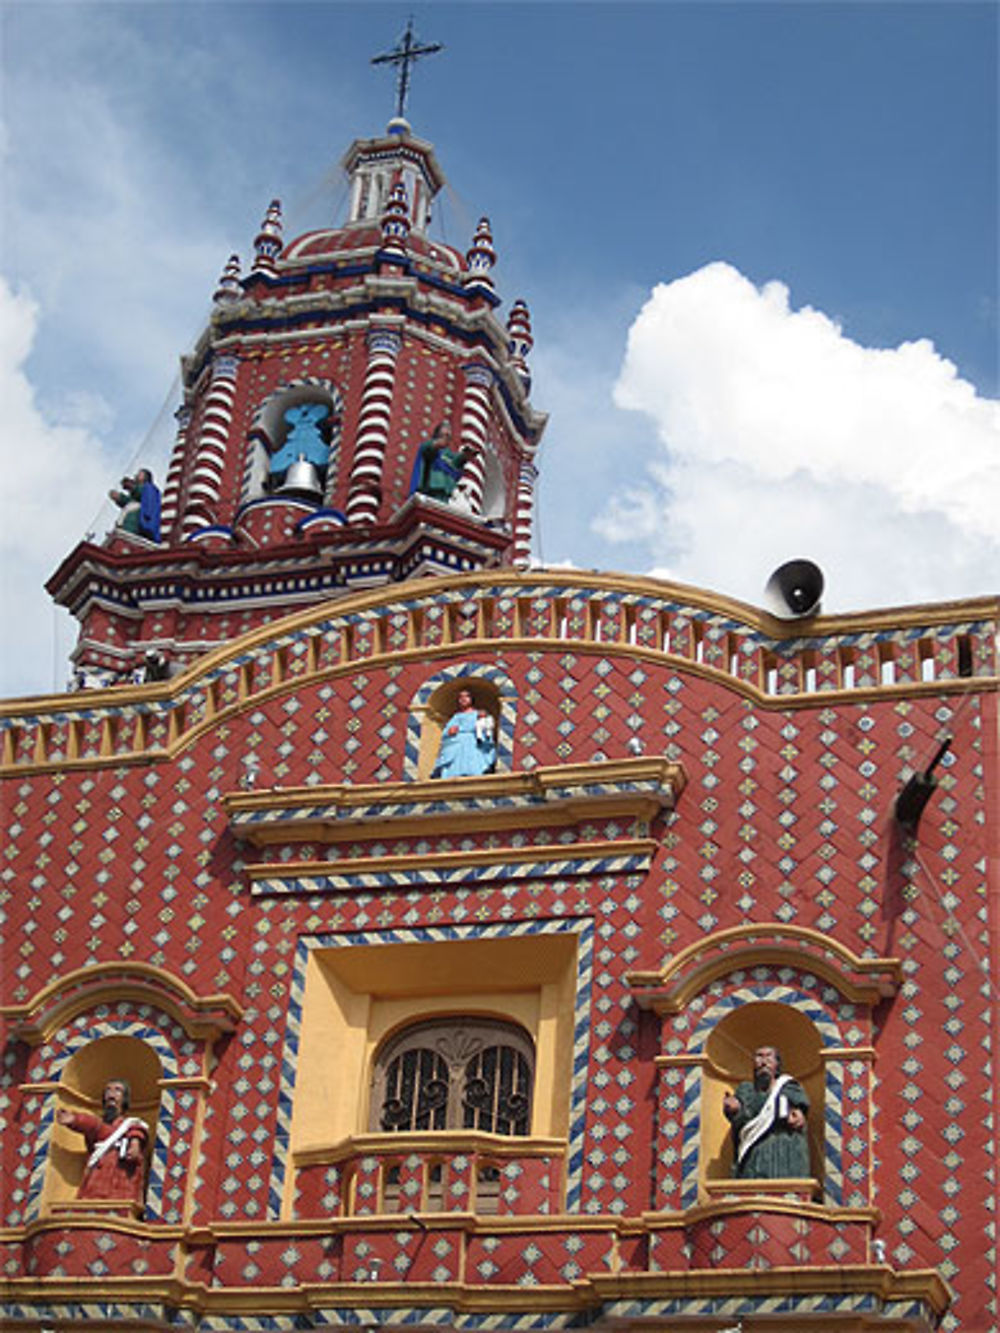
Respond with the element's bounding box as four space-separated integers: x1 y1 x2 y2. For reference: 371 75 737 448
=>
1 106 997 1333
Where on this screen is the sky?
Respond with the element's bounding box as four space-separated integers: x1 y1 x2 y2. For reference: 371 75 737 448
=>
1 0 997 698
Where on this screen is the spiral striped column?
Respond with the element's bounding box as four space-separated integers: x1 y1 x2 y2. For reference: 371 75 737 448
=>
513 460 537 567
158 406 191 539
456 360 493 514
180 355 239 537
345 329 402 526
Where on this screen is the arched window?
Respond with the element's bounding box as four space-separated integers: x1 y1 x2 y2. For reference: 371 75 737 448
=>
370 1019 533 1137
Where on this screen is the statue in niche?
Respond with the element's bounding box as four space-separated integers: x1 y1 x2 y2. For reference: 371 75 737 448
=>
268 402 332 488
432 687 496 778
109 468 161 541
56 1078 150 1206
412 421 476 503
723 1045 810 1179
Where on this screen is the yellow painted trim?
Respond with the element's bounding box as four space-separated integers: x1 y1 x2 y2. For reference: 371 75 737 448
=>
588 1265 952 1312
294 1130 567 1167
248 839 657 883
0 1265 952 1321
16 1215 187 1244
224 757 685 845
657 1196 880 1227
627 923 902 1011
0 961 243 1045
4 569 994 775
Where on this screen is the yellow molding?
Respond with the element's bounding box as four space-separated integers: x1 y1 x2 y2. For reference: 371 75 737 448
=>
587 1265 952 1313
248 839 658 882
3 571 995 749
294 1130 568 1167
627 923 902 1012
0 1266 951 1320
225 757 685 845
645 1197 880 1227
16 1215 187 1244
0 961 243 1045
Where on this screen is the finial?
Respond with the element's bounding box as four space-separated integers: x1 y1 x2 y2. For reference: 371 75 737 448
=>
465 217 496 292
371 18 443 122
252 199 283 273
506 299 534 393
213 253 243 305
379 179 411 257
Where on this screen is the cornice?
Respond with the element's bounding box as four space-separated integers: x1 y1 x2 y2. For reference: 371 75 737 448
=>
294 1130 567 1168
225 757 685 847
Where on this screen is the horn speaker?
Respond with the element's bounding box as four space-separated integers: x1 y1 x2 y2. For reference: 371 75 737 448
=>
764 559 824 620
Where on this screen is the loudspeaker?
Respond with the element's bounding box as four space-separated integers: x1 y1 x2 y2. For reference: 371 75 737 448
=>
764 559 824 620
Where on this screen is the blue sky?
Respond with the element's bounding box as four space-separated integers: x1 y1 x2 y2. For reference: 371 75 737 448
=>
1 0 997 697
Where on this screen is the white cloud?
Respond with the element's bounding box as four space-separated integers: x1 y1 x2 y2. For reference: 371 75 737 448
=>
601 262 1000 609
0 278 116 697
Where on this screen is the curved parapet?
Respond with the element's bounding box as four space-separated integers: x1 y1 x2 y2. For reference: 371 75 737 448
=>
3 571 996 773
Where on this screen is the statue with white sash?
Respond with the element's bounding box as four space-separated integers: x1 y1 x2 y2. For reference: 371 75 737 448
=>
722 1045 810 1179
56 1079 149 1206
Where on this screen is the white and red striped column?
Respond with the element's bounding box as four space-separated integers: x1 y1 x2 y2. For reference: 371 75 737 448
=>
456 360 493 514
159 406 191 540
180 355 239 538
345 328 403 526
513 460 537 568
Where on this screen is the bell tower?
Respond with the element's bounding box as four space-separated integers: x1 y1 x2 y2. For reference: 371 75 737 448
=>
47 52 547 686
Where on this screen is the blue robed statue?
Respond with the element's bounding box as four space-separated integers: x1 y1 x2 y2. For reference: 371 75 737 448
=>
411 421 475 503
432 688 497 778
109 468 161 542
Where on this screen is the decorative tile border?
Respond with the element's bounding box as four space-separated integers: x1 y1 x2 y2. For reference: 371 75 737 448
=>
251 851 652 897
269 917 594 1219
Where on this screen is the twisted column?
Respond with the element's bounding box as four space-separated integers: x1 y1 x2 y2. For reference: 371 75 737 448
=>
180 355 239 537
346 329 403 526
456 360 493 514
513 461 537 568
158 406 191 539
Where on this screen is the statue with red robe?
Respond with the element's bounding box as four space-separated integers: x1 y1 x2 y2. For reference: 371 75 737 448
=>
56 1079 149 1206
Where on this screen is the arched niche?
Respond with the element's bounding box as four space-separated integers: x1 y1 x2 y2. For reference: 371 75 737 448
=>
242 380 344 505
701 1000 823 1184
6 970 238 1228
405 663 518 781
632 928 900 1213
46 1035 162 1210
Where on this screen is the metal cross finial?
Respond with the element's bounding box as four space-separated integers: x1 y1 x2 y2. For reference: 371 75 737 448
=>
371 17 443 120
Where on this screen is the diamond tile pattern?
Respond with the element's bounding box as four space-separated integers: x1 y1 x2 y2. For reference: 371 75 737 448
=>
0 584 994 1332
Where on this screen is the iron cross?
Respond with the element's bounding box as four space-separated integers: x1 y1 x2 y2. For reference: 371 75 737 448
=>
371 17 444 120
